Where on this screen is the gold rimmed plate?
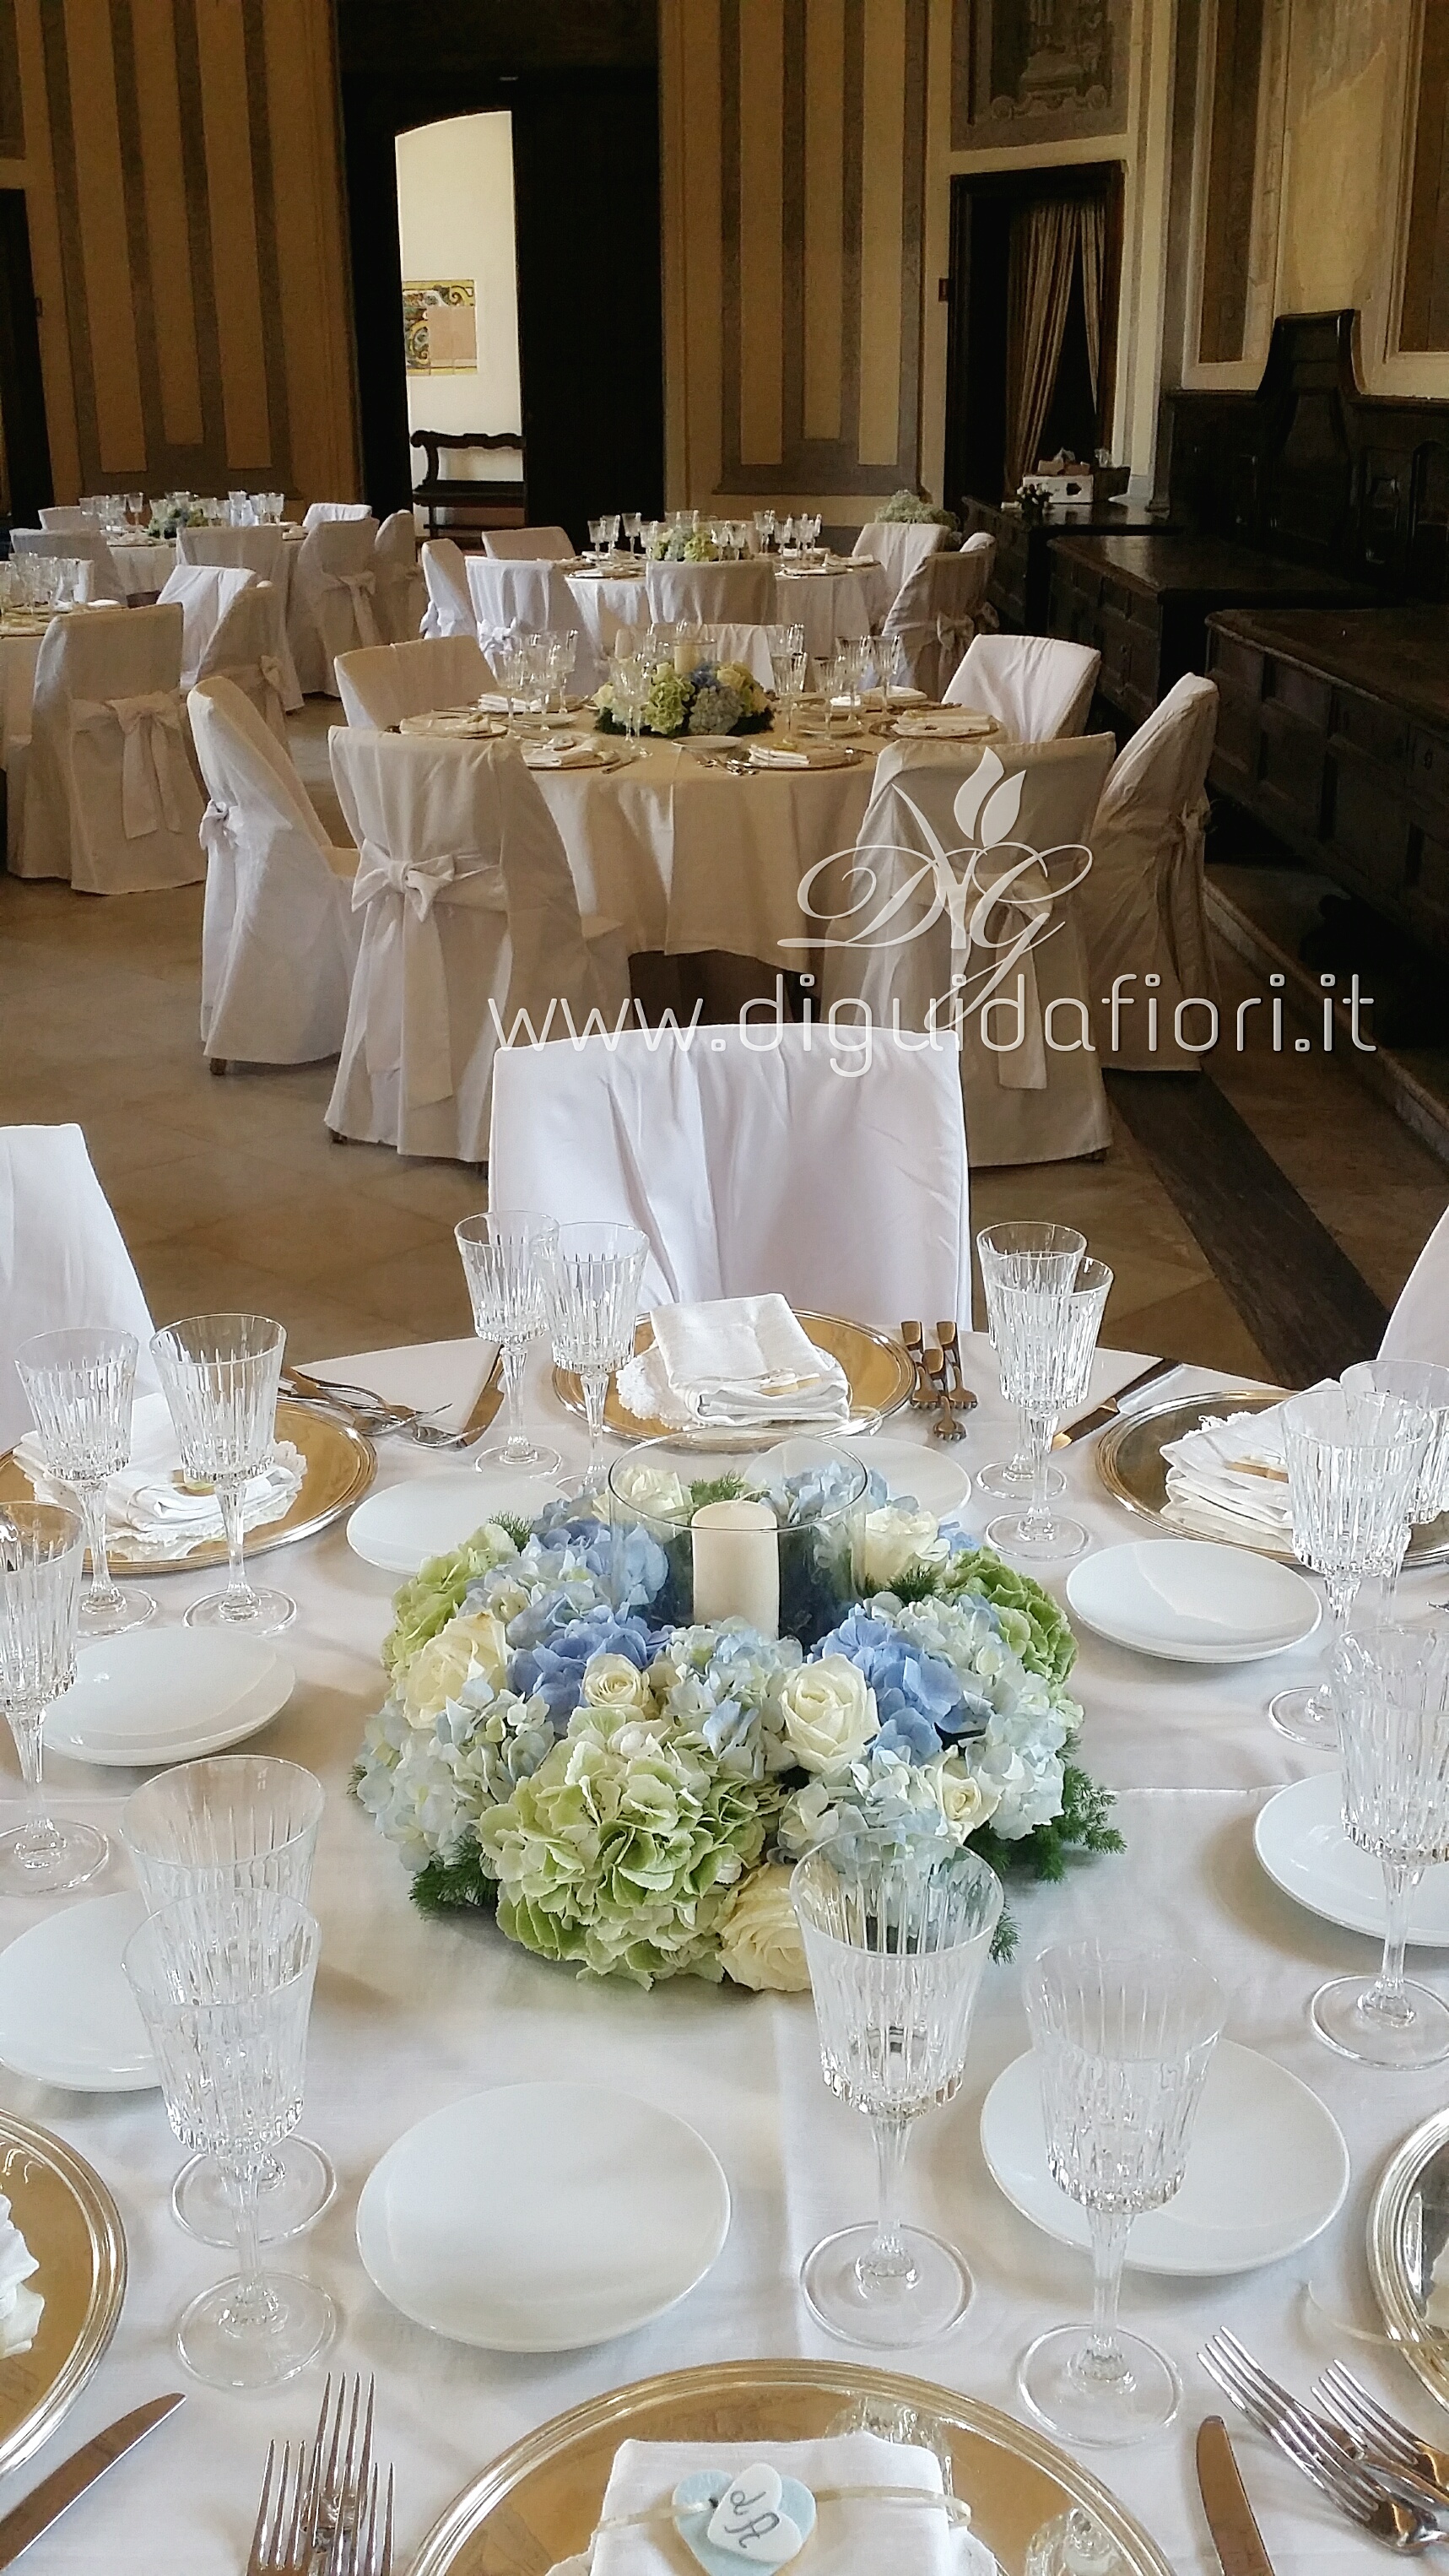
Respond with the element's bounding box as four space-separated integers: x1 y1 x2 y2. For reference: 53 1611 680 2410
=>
1096 1388 1449 1569
406 2357 1175 2576
0 1401 375 1576
0 2113 126 2478
553 1313 914 1448
1366 2108 1449 2412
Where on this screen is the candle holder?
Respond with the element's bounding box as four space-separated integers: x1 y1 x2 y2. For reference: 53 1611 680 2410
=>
607 1437 868 1645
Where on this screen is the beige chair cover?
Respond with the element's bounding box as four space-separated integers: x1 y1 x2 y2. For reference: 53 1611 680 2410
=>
852 518 948 608
289 519 381 695
38 506 89 533
645 560 778 627
158 561 256 690
1380 1204 1449 1365
196 580 289 743
325 729 628 1159
16 602 204 892
175 526 301 706
334 636 494 732
944 632 1100 739
816 734 1114 1166
0 1125 157 1451
483 527 575 560
1079 675 1219 1071
489 1025 972 1334
882 544 997 700
373 511 426 644
419 540 475 640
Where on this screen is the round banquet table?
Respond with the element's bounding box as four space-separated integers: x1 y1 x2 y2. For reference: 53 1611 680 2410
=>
0 1329 1439 2574
107 538 176 598
775 559 889 655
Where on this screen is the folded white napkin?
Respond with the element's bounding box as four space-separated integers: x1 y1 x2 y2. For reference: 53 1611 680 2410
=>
522 738 605 768
16 1391 304 1564
894 707 998 738
749 740 857 770
399 709 503 739
616 1294 850 1430
1161 1401 1296 1541
304 1339 498 1437
547 2433 995 2576
0 2194 41 2359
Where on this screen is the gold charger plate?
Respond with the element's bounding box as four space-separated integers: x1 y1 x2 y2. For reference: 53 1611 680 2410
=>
1366 2108 1449 2412
407 2358 1174 2576
553 1313 914 1448
1096 1388 1449 1568
0 1401 375 1576
0 2113 126 2477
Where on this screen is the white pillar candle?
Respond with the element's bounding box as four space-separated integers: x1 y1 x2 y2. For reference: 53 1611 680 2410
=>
690 1498 780 1637
673 639 704 677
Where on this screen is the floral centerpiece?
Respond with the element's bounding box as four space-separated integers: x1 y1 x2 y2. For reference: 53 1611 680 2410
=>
879 488 961 545
648 526 718 563
594 658 770 740
353 1457 1119 1990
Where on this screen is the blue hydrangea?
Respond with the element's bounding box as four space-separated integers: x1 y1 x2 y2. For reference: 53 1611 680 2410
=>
511 1608 658 1722
810 1607 976 1751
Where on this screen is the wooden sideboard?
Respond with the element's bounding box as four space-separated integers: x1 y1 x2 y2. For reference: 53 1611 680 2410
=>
1206 603 1449 966
960 497 1167 635
1047 533 1376 729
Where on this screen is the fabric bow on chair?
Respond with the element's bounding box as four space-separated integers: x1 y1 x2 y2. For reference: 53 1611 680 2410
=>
330 569 379 647
74 690 188 837
349 839 506 1108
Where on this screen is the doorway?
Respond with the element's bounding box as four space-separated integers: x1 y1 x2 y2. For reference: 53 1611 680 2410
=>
943 164 1124 512
0 192 51 533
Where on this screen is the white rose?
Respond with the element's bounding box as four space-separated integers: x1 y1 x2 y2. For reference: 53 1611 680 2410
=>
403 1611 510 1729
579 1652 653 1717
717 1864 812 1992
780 1655 879 1774
925 1752 1000 1841
858 1505 949 1592
611 1462 689 1521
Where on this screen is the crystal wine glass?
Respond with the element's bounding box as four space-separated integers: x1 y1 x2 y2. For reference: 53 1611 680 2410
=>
0 1501 108 1894
976 1223 1085 1505
978 1225 1094 1558
150 1314 295 1634
15 1329 156 1637
1311 1621 1449 2067
1342 1359 1449 1605
624 511 641 554
546 629 578 715
997 1255 1111 1561
1268 1383 1430 1748
122 1756 331 2244
754 509 776 553
124 1890 333 2388
543 1221 647 1495
770 646 808 750
791 1843 1002 2346
455 1212 560 1472
1019 1941 1224 2444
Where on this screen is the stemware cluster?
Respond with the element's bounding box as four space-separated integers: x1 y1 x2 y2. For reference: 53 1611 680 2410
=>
454 1210 647 1492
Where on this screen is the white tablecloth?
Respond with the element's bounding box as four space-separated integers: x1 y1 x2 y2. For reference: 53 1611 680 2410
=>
565 569 652 660
2 1334 1439 2574
107 540 176 599
776 563 886 657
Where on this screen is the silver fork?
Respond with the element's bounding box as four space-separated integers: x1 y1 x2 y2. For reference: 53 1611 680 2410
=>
1201 2332 1449 2541
246 2441 315 2576
312 2373 375 2559
325 2463 394 2576
1315 2360 1449 2496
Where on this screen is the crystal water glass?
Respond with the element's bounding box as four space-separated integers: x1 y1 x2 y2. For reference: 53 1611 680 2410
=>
978 1225 1095 1558
998 1254 1111 1561
455 1211 560 1472
1019 1941 1223 2444
151 1314 295 1634
1268 1383 1430 1747
1311 1622 1449 2068
624 510 641 552
770 647 808 748
122 1756 330 2243
608 652 651 748
791 1843 1002 2346
543 1221 647 1493
1343 1359 1449 1592
976 1220 1086 1506
0 1502 108 1894
16 1329 155 1637
754 509 776 552
124 1891 333 2389
546 628 578 713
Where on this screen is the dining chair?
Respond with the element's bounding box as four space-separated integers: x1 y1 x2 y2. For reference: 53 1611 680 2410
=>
189 676 359 1072
467 556 604 693
488 1022 972 1334
1078 674 1219 1070
373 512 426 643
335 636 495 730
324 729 628 1161
16 602 204 892
482 526 575 560
645 560 777 628
852 517 948 609
289 519 381 695
419 539 476 640
0 1125 157 1451
9 524 126 605
816 732 1116 1168
1380 1204 1449 1365
302 501 373 528
38 505 89 533
195 578 289 742
882 542 996 700
175 525 301 706
158 561 257 690
943 632 1101 739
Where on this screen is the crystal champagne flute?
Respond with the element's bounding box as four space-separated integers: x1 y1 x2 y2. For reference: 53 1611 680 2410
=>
543 1221 647 1495
1312 1621 1449 2067
0 1501 108 1893
1268 1383 1430 1747
791 1843 1002 2346
455 1212 561 1472
16 1328 156 1637
151 1314 295 1634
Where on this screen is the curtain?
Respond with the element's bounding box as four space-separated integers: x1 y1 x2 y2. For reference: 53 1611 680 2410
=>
1079 196 1106 409
1006 200 1079 492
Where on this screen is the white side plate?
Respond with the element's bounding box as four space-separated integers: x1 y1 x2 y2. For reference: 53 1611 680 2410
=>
0 1893 157 2090
1066 1540 1320 1664
347 1470 565 1577
46 1630 294 1766
1255 1770 1449 1945
842 1437 972 1523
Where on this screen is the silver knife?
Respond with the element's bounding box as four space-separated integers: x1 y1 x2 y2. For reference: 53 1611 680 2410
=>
0 2393 185 2568
1197 2415 1275 2576
1053 1356 1181 1446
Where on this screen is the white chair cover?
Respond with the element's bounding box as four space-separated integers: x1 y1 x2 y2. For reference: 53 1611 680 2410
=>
882 545 996 701
174 527 300 707
489 1025 972 1333
420 540 475 641
10 525 125 604
289 519 381 695
373 512 426 644
816 734 1115 1167
852 519 948 607
1079 675 1219 1071
645 560 777 627
0 1124 157 1453
196 579 289 743
467 556 604 692
157 562 256 690
944 632 1100 739
16 603 204 892
334 636 494 731
190 676 359 1067
302 502 372 528
482 527 575 560
325 730 627 1160
38 506 89 533
1380 1204 1449 1365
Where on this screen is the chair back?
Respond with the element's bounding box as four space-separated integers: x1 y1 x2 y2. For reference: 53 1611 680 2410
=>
1381 1205 1449 1366
176 525 285 582
1078 674 1219 1073
419 538 475 639
335 645 407 731
468 554 579 639
373 511 424 643
853 519 948 603
303 501 372 528
883 546 996 699
645 560 776 627
196 578 288 739
944 632 1100 739
0 1127 156 1450
38 506 89 532
10 524 125 603
483 526 575 560
22 603 203 891
1098 673 1218 825
291 518 381 693
489 1024 971 1333
158 561 256 689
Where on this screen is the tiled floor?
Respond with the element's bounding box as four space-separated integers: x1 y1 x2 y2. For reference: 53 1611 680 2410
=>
2 701 1443 1380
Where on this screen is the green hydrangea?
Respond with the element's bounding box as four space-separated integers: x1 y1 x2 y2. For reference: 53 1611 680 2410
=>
938 1549 1076 1688
644 665 690 736
382 1525 521 1680
477 1707 779 1985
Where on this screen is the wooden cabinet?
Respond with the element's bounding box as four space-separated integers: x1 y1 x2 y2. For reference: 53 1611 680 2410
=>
960 496 1168 636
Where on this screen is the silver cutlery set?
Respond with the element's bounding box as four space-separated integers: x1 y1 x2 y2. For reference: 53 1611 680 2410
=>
281 1364 499 1452
1199 2330 1449 2561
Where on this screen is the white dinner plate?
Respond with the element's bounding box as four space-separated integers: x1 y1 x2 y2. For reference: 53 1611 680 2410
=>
46 1630 295 1766
843 1437 972 1523
1255 1771 1449 1946
346 1469 565 1576
356 2082 730 2351
981 2040 1348 2276
0 1893 157 2091
1065 1540 1320 1664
